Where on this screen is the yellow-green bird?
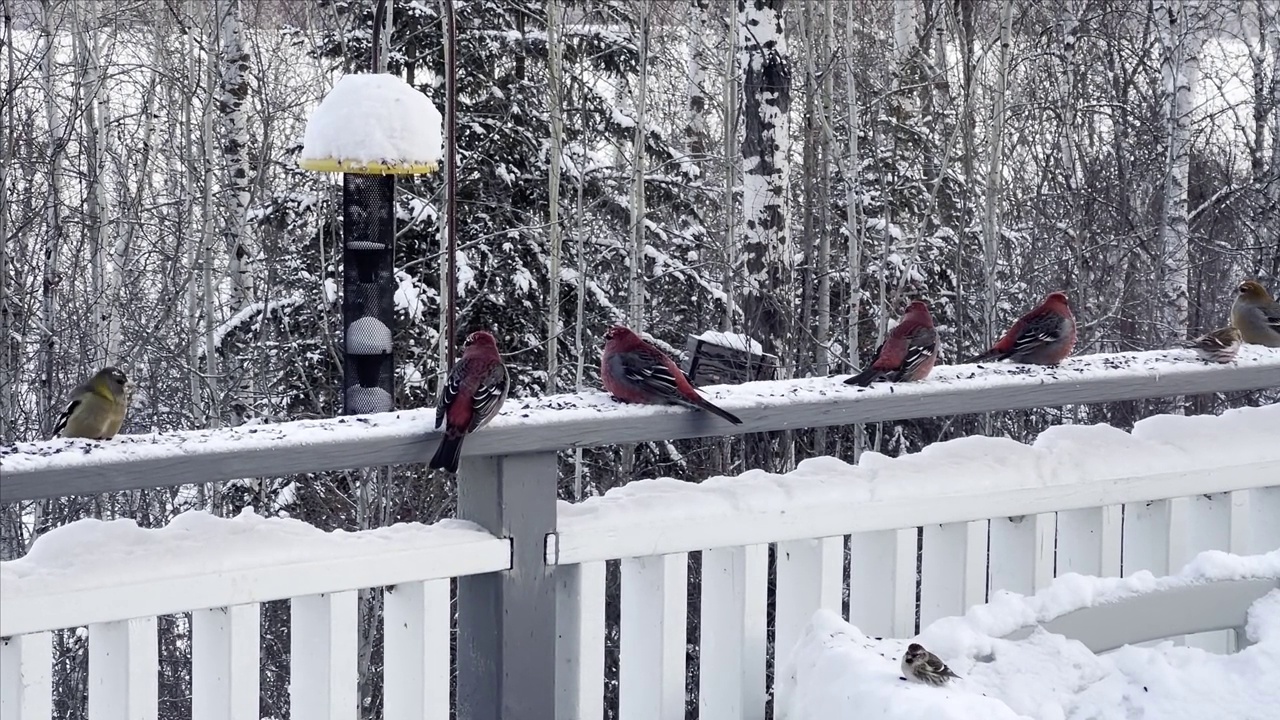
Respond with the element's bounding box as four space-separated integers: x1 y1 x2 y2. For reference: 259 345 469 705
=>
52 366 131 440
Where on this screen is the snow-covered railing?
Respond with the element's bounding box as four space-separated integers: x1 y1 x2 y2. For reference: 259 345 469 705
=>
2 347 1279 502
1 513 509 720
3 405 1277 720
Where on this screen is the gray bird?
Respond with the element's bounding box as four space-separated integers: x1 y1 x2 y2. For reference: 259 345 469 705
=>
52 366 131 440
1179 326 1243 364
901 643 960 687
1231 280 1280 347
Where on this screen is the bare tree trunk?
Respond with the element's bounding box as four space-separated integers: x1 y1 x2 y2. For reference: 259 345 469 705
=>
1 0 15 442
983 0 1013 351
546 0 564 392
218 0 252 310
1058 0 1087 314
815 1 833 379
843 0 864 458
1267 0 1280 278
39 0 65 438
628 0 650 331
737 0 791 361
892 0 917 64
722 5 739 330
797 2 817 374
1154 0 1198 344
201 13 221 432
685 0 711 161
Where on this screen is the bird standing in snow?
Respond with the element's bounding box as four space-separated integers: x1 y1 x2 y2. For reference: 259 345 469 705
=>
52 366 131 440
429 331 509 473
601 325 742 425
1231 280 1280 347
1179 326 1242 364
965 291 1076 365
845 300 938 387
901 643 960 687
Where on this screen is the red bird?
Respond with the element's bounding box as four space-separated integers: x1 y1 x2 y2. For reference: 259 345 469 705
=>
429 330 510 473
965 291 1077 365
844 300 938 387
601 325 742 425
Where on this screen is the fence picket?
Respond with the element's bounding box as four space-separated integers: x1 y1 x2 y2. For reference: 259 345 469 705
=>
848 529 916 638
988 513 1056 597
698 544 767 720
192 604 260 720
619 553 688 720
773 537 843 711
920 521 988 628
555 560 606 720
1056 505 1122 577
1 632 51 720
88 618 157 720
384 581 450 720
290 591 358 720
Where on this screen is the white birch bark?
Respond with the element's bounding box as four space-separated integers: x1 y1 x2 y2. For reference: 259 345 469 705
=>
628 0 650 331
1267 0 1280 276
546 0 564 392
39 0 65 437
722 5 739 329
738 0 791 361
982 0 1013 350
892 0 918 64
201 14 221 430
844 0 864 458
0 0 15 441
218 0 253 310
685 0 710 162
1154 0 1199 343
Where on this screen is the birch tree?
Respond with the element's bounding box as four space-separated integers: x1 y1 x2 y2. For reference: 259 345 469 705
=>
1 0 15 442
546 0 564 391
737 0 791 359
1154 0 1200 343
218 0 253 310
983 0 1013 352
628 0 650 331
1268 0 1280 279
39 0 66 438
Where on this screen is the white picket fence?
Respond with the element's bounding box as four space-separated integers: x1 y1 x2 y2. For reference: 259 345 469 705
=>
4 405 1278 720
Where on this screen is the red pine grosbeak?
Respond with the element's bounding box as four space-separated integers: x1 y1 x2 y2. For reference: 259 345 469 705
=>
845 300 938 387
966 291 1076 365
429 331 509 473
601 325 742 425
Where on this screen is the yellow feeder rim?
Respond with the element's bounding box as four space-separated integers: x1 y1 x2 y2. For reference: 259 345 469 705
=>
299 157 439 175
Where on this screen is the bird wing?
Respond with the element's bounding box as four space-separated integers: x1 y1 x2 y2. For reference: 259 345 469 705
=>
468 363 509 432
925 653 957 678
618 349 685 402
1008 311 1065 354
893 331 937 381
436 358 470 429
1264 302 1280 332
51 398 81 438
871 333 907 369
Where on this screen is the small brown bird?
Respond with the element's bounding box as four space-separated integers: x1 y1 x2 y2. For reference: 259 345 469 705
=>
1179 326 1242 364
901 643 960 687
52 366 131 440
1231 280 1280 347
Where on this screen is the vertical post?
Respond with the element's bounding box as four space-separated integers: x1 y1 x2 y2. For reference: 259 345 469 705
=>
88 618 158 720
192 604 260 720
442 0 458 364
1 633 52 720
456 452 558 720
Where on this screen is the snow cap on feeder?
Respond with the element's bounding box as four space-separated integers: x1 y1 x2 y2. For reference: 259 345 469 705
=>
299 73 443 175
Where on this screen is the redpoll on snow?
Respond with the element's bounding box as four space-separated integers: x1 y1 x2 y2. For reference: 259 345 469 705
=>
965 291 1076 365
428 331 510 474
52 366 131 440
1231 280 1280 347
601 325 742 425
901 643 960 687
845 300 938 387
1179 326 1242 364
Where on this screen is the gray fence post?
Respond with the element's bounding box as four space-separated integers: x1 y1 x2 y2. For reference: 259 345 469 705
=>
455 451 558 720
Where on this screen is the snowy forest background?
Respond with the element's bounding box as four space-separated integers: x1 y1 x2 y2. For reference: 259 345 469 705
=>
2 0 1279 717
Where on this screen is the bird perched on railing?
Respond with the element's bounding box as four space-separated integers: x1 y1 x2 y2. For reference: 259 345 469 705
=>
429 330 509 474
901 643 960 687
1231 280 1280 347
52 366 131 440
1179 326 1242 364
845 300 938 387
965 291 1076 365
601 325 742 425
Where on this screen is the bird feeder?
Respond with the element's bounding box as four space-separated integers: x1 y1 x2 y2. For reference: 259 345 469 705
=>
299 74 442 414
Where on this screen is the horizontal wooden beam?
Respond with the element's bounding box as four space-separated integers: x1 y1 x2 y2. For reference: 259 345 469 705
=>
3 348 1278 503
1 521 509 637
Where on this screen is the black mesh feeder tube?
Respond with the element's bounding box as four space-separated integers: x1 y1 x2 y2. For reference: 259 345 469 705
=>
342 174 397 414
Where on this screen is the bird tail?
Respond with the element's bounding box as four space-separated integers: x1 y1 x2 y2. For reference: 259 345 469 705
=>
428 431 466 473
843 367 884 387
697 397 743 425
962 349 1001 364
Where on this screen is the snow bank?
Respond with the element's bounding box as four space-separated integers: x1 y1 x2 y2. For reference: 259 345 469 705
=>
300 73 442 171
0 508 494 599
695 330 764 355
778 551 1280 720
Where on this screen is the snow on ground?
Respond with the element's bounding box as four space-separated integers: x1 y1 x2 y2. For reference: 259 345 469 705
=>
777 551 1280 720
2 346 1277 478
300 73 443 168
0 508 495 601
